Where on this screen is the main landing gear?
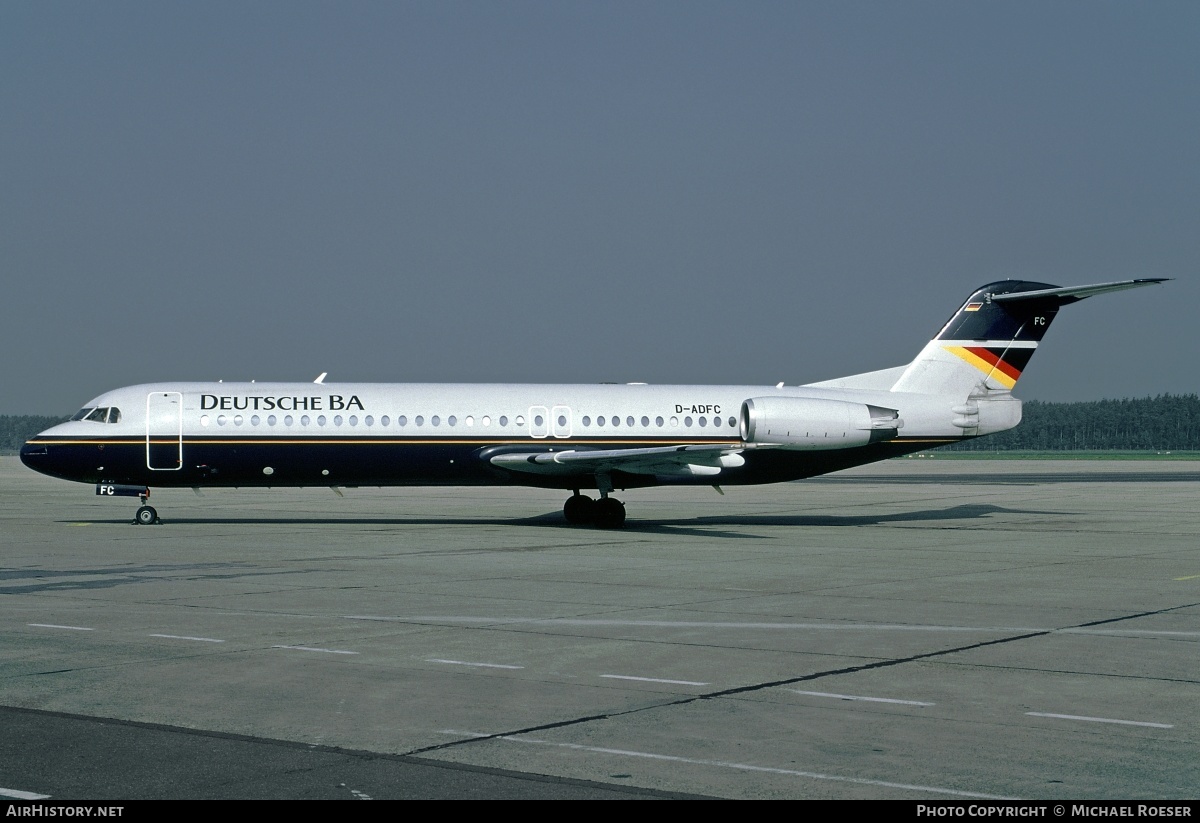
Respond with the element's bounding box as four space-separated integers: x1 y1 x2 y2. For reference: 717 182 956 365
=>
563 472 627 529
563 493 626 528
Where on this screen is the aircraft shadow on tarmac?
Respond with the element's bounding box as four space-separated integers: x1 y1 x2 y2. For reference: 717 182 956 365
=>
601 503 1060 538
59 502 1056 540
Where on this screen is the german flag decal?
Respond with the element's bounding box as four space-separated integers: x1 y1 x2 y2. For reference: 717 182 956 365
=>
963 302 984 312
944 345 1035 389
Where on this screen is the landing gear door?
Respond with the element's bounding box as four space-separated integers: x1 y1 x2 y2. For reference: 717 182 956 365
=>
146 392 182 471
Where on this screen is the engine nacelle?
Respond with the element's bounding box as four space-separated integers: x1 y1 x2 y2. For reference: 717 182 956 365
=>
740 396 901 450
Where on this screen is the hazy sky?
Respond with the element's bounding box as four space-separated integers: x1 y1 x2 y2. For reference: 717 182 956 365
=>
3 1 1195 414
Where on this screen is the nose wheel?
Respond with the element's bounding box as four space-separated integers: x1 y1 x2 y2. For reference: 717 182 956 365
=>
133 489 160 525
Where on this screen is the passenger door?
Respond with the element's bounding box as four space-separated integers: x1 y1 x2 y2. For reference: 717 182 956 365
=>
146 392 183 471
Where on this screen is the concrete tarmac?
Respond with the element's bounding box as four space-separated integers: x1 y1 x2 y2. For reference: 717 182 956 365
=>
1 456 1197 800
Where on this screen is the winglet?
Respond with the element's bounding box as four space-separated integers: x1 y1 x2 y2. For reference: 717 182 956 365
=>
314 372 327 384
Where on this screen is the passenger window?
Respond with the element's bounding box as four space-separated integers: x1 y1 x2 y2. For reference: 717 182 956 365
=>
640 416 649 427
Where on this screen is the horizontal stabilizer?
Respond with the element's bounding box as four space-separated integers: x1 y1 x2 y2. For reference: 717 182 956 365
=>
989 278 1169 304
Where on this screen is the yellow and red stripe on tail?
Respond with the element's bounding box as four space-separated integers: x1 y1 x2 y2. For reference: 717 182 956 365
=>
944 345 1035 390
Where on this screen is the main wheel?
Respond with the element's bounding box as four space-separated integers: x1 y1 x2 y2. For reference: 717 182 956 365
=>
593 497 626 529
563 494 597 525
135 505 158 525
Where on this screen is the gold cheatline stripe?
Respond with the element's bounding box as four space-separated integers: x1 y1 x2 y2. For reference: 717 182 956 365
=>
29 436 956 447
29 438 742 447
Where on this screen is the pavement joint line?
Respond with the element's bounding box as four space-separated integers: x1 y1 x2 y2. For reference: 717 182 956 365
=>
406 600 1199 758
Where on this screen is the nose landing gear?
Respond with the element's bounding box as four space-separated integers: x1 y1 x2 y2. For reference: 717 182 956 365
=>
134 503 159 525
132 490 159 525
96 483 160 525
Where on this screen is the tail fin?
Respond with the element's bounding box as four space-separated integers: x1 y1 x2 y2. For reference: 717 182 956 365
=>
890 278 1167 397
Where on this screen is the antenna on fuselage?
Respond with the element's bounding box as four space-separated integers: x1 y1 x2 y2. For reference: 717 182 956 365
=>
314 372 327 384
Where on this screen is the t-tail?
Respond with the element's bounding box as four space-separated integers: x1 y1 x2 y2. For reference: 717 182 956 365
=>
890 278 1169 398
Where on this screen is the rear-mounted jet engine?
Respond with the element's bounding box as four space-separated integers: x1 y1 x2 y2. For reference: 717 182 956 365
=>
740 397 901 449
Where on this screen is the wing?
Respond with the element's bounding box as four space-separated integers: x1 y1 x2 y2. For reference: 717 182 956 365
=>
489 443 765 478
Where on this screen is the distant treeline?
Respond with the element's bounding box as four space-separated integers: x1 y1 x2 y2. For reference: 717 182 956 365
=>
1 415 68 454
943 394 1200 451
3 394 1200 454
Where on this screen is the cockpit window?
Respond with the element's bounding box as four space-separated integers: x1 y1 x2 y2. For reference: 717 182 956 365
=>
78 407 121 423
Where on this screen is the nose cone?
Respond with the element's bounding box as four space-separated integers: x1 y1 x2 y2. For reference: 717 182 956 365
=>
20 437 51 473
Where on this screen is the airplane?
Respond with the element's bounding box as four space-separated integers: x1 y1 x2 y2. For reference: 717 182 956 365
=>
20 278 1167 528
